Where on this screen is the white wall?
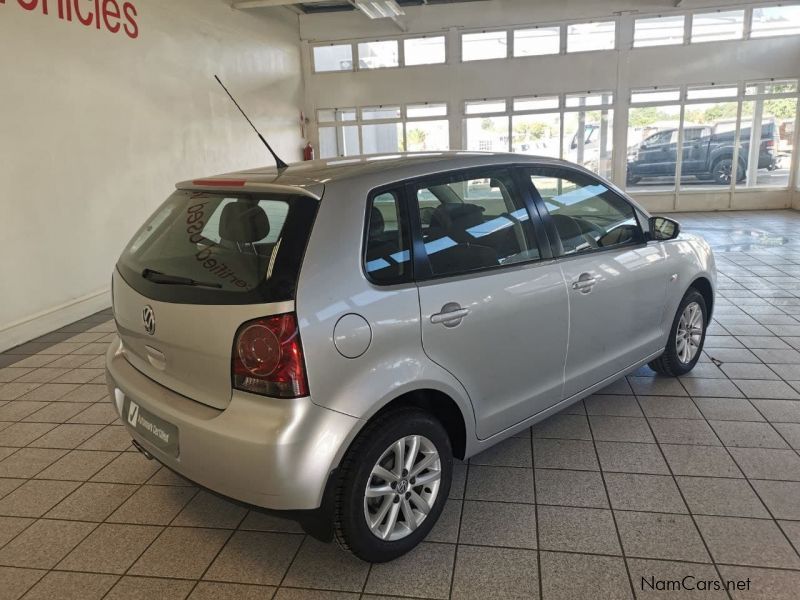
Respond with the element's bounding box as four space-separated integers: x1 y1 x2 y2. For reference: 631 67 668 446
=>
0 0 303 351
299 0 800 213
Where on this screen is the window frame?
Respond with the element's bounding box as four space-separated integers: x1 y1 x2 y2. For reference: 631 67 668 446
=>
362 184 415 287
521 164 648 259
402 164 553 282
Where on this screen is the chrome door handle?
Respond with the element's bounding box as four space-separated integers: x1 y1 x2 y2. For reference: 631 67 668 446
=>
572 273 597 293
431 303 470 327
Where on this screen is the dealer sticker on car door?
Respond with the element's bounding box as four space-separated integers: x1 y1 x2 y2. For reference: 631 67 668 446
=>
123 397 180 458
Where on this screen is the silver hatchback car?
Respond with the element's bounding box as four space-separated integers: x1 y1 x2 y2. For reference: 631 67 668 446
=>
107 152 715 562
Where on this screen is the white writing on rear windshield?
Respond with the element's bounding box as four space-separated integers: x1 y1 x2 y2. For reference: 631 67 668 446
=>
186 200 248 288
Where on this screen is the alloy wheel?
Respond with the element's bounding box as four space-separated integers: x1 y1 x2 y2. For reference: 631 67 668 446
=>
676 301 703 364
363 435 441 541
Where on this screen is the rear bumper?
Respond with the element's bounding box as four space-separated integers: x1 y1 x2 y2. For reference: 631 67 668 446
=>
105 336 360 511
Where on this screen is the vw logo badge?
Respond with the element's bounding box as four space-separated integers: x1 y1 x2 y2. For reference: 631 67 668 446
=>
142 306 156 336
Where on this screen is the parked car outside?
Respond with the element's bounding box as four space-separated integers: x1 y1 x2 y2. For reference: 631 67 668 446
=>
106 152 716 562
627 122 779 185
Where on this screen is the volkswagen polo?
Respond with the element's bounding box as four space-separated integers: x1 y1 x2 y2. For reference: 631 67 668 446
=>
106 152 715 562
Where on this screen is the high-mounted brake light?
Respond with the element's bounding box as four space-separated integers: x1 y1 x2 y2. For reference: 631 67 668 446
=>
192 179 247 187
232 313 309 398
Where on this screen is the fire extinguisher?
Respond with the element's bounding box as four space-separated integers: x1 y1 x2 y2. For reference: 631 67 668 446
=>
303 142 315 161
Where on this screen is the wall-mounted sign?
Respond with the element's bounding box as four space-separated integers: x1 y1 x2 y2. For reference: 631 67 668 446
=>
0 0 139 39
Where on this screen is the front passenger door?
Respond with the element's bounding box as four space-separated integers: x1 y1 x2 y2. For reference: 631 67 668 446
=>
525 167 669 398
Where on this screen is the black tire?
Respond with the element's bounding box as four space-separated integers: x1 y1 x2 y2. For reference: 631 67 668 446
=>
711 157 746 185
333 407 453 562
649 288 708 376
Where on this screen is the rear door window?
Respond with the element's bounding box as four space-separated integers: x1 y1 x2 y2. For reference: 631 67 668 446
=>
118 190 318 304
412 169 542 278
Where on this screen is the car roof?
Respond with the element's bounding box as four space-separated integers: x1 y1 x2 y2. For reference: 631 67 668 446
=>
176 152 580 198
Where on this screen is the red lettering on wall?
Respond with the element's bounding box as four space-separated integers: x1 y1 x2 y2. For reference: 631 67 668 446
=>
0 0 138 39
122 1 137 39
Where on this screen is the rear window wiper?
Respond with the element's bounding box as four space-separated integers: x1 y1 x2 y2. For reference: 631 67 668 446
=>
142 269 223 289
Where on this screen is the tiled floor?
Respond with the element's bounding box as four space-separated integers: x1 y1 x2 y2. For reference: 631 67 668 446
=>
1 209 800 599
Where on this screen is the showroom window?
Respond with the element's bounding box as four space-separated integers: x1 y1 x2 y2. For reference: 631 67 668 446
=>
751 5 800 38
567 21 616 52
414 169 540 277
404 36 446 65
738 80 798 189
462 30 508 61
318 103 450 158
464 99 509 152
563 92 614 180
633 15 686 47
627 88 683 192
512 97 562 158
358 40 399 69
313 44 354 72
691 9 745 43
513 26 561 56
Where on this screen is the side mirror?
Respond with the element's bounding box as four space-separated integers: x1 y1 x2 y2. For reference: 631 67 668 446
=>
649 216 680 241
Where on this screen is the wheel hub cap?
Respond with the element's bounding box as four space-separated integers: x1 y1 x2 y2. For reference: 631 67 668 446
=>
676 301 703 364
364 435 441 541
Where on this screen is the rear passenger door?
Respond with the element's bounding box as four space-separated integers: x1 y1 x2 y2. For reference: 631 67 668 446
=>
524 166 669 398
411 167 570 439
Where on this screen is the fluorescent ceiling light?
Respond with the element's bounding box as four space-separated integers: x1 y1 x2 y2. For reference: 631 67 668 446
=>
354 0 405 19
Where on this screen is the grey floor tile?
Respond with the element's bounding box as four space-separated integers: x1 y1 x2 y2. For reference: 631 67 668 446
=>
426 499 461 544
459 500 536 549
589 416 654 443
204 531 303 586
0 518 95 569
531 414 591 440
595 441 669 474
718 565 800 600
189 582 276 600
637 396 702 419
750 480 800 520
57 523 161 574
535 468 608 508
695 397 764 421
0 567 46 600
605 473 687 513
751 399 800 423
238 510 305 534
34 449 118 480
537 505 621 555
20 571 118 600
470 436 532 468
541 552 631 600
533 438 598 471
734 379 800 400
728 447 800 480
365 542 455 599
681 378 744 398
451 545 538 600
0 448 67 478
108 484 197 525
661 445 743 478
45 481 138 521
0 479 80 517
282 537 369 592
584 394 643 417
649 418 721 446
465 465 534 503
772 422 800 448
91 452 160 483
677 476 769 518
0 422 56 447
129 527 231 579
22 402 87 423
695 515 800 569
721 363 781 380
615 511 710 562
104 576 195 600
710 420 788 448
172 491 248 529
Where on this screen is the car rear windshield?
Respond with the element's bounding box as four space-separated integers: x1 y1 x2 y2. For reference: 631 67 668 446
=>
117 190 319 305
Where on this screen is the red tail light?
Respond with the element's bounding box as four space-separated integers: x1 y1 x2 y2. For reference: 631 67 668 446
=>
232 313 309 398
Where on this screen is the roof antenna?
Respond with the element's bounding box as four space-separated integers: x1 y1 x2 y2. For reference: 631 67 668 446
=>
214 75 289 170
